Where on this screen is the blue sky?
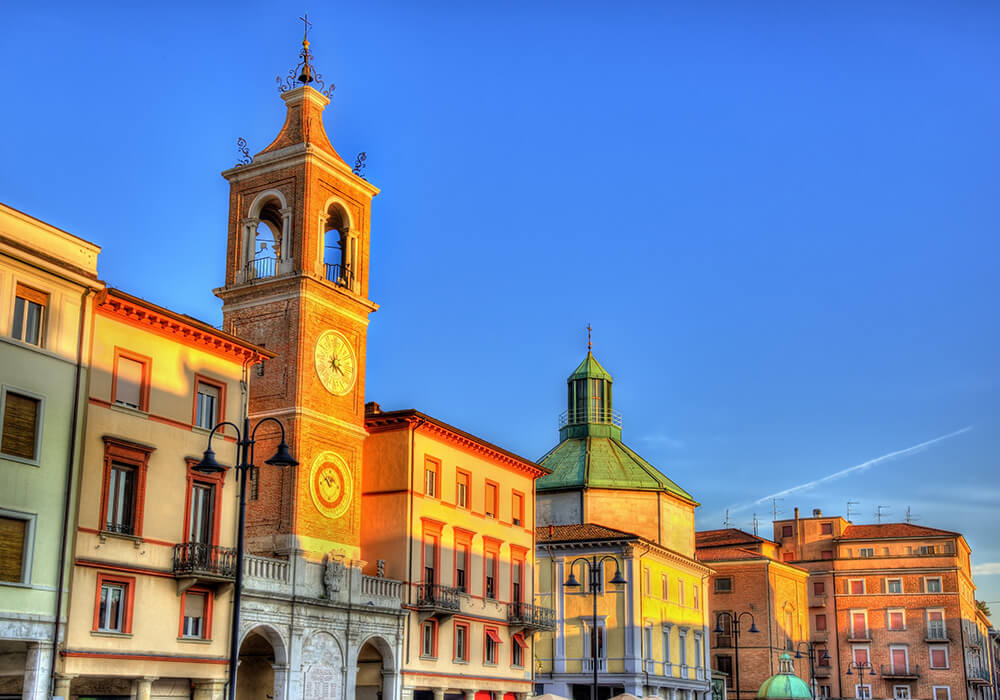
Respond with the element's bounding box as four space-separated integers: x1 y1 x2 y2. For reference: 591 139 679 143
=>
2 1 998 608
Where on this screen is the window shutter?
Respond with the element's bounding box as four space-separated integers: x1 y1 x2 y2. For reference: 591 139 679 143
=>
116 357 144 408
184 592 206 618
15 283 48 306
1 393 39 460
0 517 26 582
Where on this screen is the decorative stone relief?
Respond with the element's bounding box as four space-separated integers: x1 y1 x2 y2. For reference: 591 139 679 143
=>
302 631 343 700
323 553 346 597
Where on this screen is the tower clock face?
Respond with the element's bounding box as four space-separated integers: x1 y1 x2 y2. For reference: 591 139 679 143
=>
308 451 354 520
314 329 357 395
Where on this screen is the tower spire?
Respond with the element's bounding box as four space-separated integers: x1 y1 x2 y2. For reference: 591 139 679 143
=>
587 323 592 352
277 17 335 98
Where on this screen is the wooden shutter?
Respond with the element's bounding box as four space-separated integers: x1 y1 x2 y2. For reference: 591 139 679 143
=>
1 392 39 460
15 283 48 306
0 517 27 582
115 357 144 409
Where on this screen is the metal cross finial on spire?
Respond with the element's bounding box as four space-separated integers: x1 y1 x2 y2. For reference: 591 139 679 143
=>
587 323 592 352
300 13 312 42
277 15 335 98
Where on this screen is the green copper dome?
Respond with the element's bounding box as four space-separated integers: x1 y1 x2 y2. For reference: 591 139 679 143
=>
757 654 812 700
536 352 695 503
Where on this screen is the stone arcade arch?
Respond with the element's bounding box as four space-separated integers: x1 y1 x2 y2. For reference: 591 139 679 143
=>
356 634 398 700
237 624 288 700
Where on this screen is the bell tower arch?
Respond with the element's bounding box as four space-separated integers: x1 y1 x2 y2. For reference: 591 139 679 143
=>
215 36 378 561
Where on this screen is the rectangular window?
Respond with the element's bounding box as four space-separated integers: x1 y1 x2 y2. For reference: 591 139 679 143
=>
105 463 137 535
0 514 31 584
188 482 214 545
512 633 527 667
421 620 437 658
819 687 831 699
853 647 870 668
662 626 672 664
643 568 651 595
693 585 699 610
485 549 498 599
423 458 439 498
678 579 685 606
113 352 149 410
929 646 949 669
856 686 872 700
887 609 905 631
716 654 731 681
11 283 47 347
821 522 833 535
859 547 874 558
851 612 868 638
694 633 703 668
0 389 41 462
194 380 221 429
679 629 688 667
423 536 438 584
94 574 133 634
484 482 498 518
927 610 946 640
511 491 524 526
849 579 866 595
454 622 469 662
821 550 833 560
663 575 670 598
890 647 908 674
933 688 950 700
485 627 501 664
919 545 936 555
782 551 795 562
181 590 208 639
782 525 793 537
456 471 470 509
512 558 524 603
894 687 911 700
455 541 470 592
887 578 902 594
814 581 826 595
815 614 827 631
925 577 942 593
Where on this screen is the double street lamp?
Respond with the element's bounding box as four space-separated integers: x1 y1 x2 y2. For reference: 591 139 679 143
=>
793 641 831 699
564 555 628 700
712 611 759 700
194 416 297 700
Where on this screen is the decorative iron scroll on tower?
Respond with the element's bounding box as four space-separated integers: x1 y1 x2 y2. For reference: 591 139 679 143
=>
277 14 335 98
353 152 367 179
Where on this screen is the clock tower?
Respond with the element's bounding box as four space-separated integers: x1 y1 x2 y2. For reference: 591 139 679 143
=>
216 37 376 562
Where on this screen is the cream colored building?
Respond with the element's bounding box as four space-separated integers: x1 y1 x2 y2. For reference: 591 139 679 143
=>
363 406 553 700
0 203 102 700
56 288 270 699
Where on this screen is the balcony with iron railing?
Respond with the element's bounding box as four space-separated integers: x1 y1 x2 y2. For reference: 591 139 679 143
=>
415 582 461 617
559 407 623 429
325 263 354 290
507 601 556 632
173 543 237 582
246 256 276 281
967 668 991 685
926 625 949 642
582 658 607 672
881 664 920 680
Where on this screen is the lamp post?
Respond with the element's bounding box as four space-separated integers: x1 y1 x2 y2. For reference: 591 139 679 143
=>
793 642 831 699
712 611 759 700
845 658 878 699
194 416 297 700
563 555 628 700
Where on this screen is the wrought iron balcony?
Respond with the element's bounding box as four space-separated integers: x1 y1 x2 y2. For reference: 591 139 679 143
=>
325 263 354 289
926 626 949 642
559 407 622 429
881 665 920 680
246 256 276 280
507 601 556 631
415 583 461 616
967 668 991 685
173 542 237 581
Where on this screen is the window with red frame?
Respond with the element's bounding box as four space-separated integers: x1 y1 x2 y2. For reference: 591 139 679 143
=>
852 612 868 638
821 522 833 535
100 437 152 537
94 573 134 634
782 525 793 537
455 538 470 593
423 535 439 584
193 376 224 430
421 620 437 658
485 482 498 518
454 622 469 662
484 627 501 664
180 588 212 639
485 547 498 599
113 349 150 411
184 460 224 547
511 491 524 526
512 633 527 667
511 558 524 603
455 470 470 509
849 579 866 595
424 458 439 498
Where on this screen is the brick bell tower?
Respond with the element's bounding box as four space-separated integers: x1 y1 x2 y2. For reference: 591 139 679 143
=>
216 34 377 562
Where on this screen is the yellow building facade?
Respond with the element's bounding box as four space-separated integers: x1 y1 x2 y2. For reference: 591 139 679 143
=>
363 407 552 700
57 288 270 699
534 353 712 700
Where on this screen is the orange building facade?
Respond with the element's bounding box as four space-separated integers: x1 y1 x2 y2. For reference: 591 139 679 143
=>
774 509 986 700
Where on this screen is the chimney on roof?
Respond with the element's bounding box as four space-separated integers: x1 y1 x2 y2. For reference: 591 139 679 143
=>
813 508 822 517
549 524 554 537
794 507 799 519
365 401 382 416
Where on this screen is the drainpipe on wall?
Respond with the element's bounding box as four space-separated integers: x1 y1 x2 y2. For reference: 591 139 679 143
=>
404 417 425 666
49 286 93 698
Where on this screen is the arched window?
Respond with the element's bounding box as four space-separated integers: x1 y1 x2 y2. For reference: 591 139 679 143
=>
323 205 353 289
243 196 285 281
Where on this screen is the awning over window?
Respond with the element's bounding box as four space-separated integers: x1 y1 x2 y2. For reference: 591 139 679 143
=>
485 628 503 644
513 633 528 649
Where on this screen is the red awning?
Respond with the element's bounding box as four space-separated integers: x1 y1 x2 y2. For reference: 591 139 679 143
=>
485 628 503 644
513 634 528 649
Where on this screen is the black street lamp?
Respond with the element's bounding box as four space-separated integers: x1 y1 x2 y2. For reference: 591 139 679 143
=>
712 611 759 700
563 555 628 700
845 660 878 677
194 416 297 700
793 642 831 699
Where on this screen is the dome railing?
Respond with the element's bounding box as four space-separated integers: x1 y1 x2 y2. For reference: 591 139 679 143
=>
559 407 622 429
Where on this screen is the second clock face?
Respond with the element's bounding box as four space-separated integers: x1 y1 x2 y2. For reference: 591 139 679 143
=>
314 329 357 396
308 451 353 520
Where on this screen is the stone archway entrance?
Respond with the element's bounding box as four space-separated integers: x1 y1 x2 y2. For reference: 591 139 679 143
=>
356 636 396 700
237 627 286 700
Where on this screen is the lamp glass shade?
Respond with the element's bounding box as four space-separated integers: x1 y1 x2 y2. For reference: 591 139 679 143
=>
869 667 876 676
794 650 803 659
713 622 725 634
193 447 226 475
565 571 581 588
265 441 298 467
846 667 853 676
610 569 627 585
748 622 760 634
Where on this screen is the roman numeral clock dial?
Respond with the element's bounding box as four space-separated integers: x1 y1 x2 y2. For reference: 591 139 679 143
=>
314 329 357 396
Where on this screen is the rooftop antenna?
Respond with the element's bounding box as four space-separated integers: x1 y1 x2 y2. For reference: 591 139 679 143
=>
723 509 732 528
771 497 784 522
587 323 593 352
846 500 860 522
752 513 759 537
876 505 891 524
905 506 919 524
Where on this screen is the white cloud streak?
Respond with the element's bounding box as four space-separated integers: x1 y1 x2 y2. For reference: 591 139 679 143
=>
728 426 974 514
973 563 1000 576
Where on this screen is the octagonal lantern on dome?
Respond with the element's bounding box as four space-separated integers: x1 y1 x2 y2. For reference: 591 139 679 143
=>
757 653 813 700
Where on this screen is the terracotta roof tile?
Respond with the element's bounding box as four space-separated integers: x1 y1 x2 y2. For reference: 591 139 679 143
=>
696 546 765 562
696 528 772 548
840 523 961 540
536 523 639 543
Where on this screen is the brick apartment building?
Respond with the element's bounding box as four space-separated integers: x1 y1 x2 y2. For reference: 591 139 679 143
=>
696 529 811 700
774 508 991 700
